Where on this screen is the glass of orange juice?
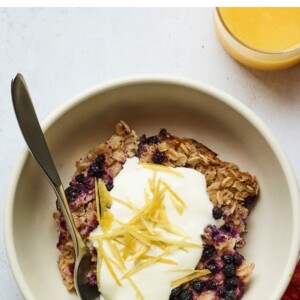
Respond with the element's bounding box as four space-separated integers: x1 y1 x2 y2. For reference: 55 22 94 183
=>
214 7 300 70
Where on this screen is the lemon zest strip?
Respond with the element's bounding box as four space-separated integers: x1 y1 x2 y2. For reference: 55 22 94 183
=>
170 269 211 288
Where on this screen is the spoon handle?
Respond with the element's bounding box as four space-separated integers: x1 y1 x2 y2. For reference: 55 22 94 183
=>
11 73 85 256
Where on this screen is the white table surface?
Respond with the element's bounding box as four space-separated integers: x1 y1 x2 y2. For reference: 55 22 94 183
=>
0 7 299 300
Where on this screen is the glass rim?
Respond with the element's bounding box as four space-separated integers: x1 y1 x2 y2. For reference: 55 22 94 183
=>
216 7 300 55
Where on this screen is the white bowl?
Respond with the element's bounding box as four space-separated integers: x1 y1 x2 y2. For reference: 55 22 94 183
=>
5 76 300 300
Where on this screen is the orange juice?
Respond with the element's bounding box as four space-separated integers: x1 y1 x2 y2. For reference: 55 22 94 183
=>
215 8 300 70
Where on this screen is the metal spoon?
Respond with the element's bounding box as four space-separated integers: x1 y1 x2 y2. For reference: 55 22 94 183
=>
11 74 100 300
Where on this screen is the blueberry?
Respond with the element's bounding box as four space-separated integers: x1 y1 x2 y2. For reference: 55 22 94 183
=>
75 173 85 183
243 195 255 208
105 181 114 191
212 206 223 219
222 253 234 265
223 264 236 278
201 244 216 260
170 287 181 299
159 128 169 138
205 280 217 290
207 261 218 274
225 290 237 300
88 164 104 177
233 255 243 266
146 136 159 144
152 150 166 164
225 276 240 290
68 263 74 275
222 224 231 232
95 154 105 165
179 290 192 300
218 287 227 297
65 186 81 201
139 134 147 144
192 280 204 293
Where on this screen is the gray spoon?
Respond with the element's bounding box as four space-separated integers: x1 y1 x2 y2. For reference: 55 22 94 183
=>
11 73 100 300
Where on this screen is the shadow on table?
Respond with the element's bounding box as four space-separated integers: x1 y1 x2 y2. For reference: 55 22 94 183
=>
242 63 300 104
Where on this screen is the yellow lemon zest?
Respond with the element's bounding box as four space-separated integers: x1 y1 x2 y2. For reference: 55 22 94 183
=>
170 269 211 288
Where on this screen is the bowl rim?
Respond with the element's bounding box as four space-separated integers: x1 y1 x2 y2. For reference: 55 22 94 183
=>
4 74 300 300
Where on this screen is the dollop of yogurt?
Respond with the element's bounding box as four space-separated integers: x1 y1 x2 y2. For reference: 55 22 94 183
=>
91 157 220 300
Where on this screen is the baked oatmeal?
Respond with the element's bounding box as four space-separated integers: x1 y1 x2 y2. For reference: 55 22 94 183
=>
53 121 259 300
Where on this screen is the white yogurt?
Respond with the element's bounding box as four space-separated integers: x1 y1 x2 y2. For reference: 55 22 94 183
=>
91 157 219 300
